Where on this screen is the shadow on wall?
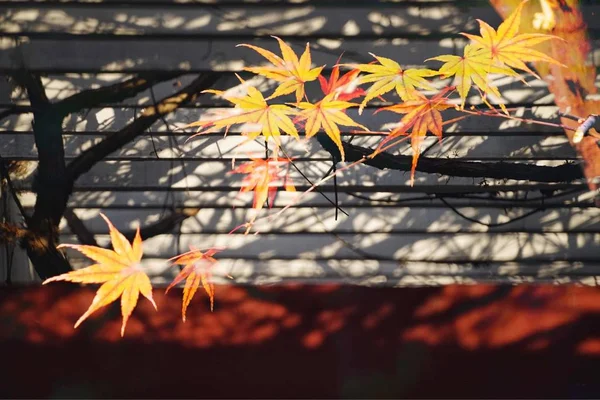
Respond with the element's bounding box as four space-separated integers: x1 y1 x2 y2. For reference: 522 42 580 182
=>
1 284 599 398
0 6 487 72
0 3 502 37
1 1 599 284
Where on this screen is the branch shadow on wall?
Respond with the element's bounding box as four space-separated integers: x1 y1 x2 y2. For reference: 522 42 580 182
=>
0 2 598 283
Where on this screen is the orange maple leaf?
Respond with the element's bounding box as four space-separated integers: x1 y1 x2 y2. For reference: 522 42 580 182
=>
462 0 563 78
318 62 364 101
295 93 368 161
238 36 324 103
185 75 299 149
166 247 224 321
375 88 453 186
343 53 437 113
229 157 296 213
43 214 156 336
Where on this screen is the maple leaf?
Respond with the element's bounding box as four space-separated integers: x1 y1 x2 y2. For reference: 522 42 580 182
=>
238 36 324 103
318 61 365 101
295 93 368 161
427 44 520 111
166 247 224 321
185 75 299 148
43 214 156 337
344 53 437 113
375 88 453 186
229 157 296 213
462 0 563 78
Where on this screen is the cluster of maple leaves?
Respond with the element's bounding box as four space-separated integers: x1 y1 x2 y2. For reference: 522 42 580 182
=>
44 0 563 336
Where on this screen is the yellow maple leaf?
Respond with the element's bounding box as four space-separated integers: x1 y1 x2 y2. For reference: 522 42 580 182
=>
166 247 224 322
238 36 324 103
43 214 156 337
344 53 437 113
462 0 563 78
427 44 519 111
186 75 299 149
296 93 368 162
375 88 453 186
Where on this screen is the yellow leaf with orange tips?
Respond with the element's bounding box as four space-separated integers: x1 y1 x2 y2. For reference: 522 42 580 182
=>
427 44 520 112
186 75 299 148
375 88 453 186
296 93 368 162
43 214 156 337
462 0 563 78
238 36 324 103
343 53 437 113
166 247 224 322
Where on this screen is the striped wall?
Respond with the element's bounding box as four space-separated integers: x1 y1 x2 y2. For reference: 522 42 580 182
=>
1 0 599 285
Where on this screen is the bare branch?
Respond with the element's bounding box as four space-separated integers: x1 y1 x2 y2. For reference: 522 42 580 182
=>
317 134 584 183
123 208 199 242
55 72 183 117
67 73 220 181
63 209 98 247
0 105 28 122
64 208 198 249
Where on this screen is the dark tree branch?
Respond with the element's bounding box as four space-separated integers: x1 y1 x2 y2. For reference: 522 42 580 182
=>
0 105 25 122
123 208 199 242
54 72 183 117
63 209 99 247
317 134 584 183
9 72 219 279
67 73 220 181
64 208 199 248
12 71 72 279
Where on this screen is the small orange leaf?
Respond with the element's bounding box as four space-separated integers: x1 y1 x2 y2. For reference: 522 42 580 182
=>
43 214 156 337
375 88 453 186
229 157 296 213
166 247 224 321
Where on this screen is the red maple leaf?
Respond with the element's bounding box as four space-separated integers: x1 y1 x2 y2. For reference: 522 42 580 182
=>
318 61 365 101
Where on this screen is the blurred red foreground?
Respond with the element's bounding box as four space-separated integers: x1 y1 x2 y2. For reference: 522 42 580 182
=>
1 284 600 398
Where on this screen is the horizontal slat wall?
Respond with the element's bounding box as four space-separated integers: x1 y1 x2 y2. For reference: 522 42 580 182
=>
0 133 579 159
6 71 556 106
56 207 600 233
2 1 600 72
1 0 599 284
0 3 505 37
64 258 600 286
14 189 597 209
4 37 600 72
60 232 599 262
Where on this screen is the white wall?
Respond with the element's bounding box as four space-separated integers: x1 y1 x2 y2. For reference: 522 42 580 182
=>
1 1 599 285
